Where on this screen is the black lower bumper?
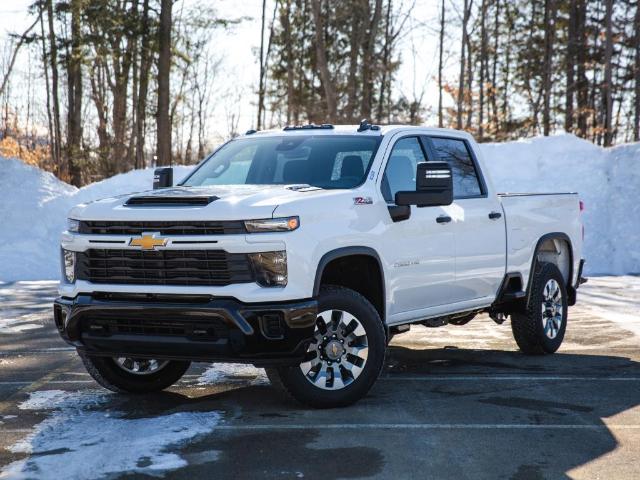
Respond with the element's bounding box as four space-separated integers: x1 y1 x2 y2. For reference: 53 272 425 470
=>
54 293 317 366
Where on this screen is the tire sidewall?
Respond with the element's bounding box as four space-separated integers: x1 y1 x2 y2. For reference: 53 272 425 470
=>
81 353 190 393
530 263 569 353
276 286 386 408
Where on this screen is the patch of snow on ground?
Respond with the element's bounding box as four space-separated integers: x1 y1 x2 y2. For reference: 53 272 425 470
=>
578 276 640 338
1 389 221 480
197 363 269 385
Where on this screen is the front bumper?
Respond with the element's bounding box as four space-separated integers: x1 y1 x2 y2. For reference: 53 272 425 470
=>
54 293 317 366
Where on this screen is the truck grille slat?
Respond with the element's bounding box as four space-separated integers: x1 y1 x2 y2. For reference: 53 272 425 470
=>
78 220 247 235
77 249 255 286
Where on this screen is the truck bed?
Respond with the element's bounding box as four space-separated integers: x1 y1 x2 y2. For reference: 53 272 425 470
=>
499 192 583 289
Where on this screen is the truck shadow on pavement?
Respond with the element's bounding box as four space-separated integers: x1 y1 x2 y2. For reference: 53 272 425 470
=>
104 346 640 479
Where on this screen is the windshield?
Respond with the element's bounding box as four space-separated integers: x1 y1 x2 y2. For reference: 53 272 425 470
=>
182 135 382 189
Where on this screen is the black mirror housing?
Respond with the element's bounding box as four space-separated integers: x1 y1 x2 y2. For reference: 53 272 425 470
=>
395 162 453 207
153 167 173 189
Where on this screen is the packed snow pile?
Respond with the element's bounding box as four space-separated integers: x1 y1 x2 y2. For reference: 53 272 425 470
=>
0 161 192 281
0 134 638 281
481 135 640 276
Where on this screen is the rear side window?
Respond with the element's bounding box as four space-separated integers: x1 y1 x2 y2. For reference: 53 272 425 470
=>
429 137 483 198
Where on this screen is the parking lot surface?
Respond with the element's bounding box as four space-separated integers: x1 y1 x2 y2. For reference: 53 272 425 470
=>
1 277 639 479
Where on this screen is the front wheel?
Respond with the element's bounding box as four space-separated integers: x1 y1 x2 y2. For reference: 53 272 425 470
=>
511 262 568 355
268 285 386 408
79 352 190 393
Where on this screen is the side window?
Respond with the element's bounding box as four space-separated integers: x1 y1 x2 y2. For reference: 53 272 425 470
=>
429 137 483 197
381 137 426 203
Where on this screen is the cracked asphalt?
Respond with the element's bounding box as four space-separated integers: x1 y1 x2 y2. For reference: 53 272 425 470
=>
0 277 639 479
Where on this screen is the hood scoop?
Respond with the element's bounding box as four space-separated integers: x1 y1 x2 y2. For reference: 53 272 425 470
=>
125 195 219 207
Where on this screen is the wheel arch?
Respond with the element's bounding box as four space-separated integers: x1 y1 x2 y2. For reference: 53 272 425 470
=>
313 247 386 322
527 232 575 304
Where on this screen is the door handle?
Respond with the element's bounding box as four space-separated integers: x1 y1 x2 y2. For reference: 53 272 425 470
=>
488 211 502 220
436 215 452 224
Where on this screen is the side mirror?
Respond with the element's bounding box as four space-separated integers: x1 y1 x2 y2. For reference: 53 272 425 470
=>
394 162 453 207
153 167 173 189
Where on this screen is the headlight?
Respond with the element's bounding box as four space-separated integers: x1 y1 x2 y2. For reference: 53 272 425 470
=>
249 251 287 287
62 249 76 283
245 217 299 233
67 218 80 233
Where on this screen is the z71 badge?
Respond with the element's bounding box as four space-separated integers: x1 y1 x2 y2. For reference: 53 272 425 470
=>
353 196 373 205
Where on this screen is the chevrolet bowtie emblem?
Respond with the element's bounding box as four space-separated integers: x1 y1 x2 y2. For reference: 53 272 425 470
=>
129 232 168 250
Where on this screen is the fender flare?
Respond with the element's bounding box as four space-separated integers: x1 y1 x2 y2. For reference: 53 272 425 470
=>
527 232 575 304
312 246 385 301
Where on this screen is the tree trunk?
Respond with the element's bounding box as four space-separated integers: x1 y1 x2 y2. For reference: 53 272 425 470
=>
457 0 470 129
565 0 577 132
635 0 640 141
66 0 83 186
360 0 383 120
478 0 487 139
346 2 363 122
135 0 151 169
156 0 172 166
46 0 63 177
490 0 499 133
437 0 445 128
310 0 337 121
542 0 557 136
257 0 267 129
282 0 294 124
602 0 613 146
576 0 588 137
376 0 392 123
39 5 54 172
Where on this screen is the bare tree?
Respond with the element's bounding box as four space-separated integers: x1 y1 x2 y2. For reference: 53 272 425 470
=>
157 0 172 166
457 0 472 129
437 0 445 127
602 0 613 146
635 0 640 141
310 0 337 121
46 0 63 175
542 0 557 136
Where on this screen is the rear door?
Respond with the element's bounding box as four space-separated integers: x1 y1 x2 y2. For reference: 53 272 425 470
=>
424 136 506 302
379 136 458 320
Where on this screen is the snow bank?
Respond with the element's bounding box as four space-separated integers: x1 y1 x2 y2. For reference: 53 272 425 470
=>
0 160 192 281
479 135 640 275
1 389 221 479
0 134 637 281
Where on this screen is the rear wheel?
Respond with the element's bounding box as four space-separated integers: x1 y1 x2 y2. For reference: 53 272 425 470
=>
511 262 568 355
268 285 386 408
79 352 190 393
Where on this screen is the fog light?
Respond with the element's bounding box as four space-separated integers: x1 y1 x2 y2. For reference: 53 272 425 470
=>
63 249 76 283
249 251 287 287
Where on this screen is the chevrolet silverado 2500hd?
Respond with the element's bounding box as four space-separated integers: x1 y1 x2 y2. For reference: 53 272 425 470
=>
54 122 586 408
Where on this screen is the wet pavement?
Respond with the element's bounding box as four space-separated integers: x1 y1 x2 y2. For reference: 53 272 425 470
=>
0 277 639 479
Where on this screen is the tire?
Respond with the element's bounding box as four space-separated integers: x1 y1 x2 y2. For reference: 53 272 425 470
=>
511 262 568 355
79 352 190 393
268 285 386 408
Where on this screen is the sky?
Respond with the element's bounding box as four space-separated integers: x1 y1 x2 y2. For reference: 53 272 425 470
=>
0 0 452 141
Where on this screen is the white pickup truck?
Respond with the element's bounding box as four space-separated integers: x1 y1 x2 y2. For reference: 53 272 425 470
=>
54 123 586 408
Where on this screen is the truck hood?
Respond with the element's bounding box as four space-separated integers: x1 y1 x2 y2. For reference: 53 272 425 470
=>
69 184 340 221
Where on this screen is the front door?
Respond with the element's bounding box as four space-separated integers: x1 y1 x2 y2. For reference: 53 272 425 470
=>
378 136 458 321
